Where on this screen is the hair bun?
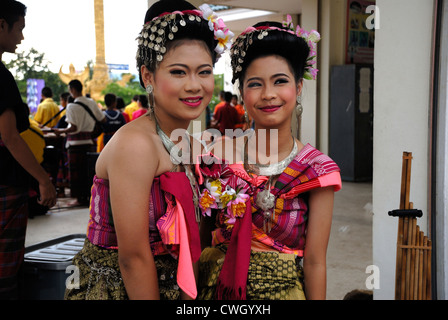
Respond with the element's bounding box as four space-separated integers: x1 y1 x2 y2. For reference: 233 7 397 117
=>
231 21 313 84
144 0 196 23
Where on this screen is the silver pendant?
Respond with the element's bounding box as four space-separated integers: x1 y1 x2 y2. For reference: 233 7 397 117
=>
256 189 275 214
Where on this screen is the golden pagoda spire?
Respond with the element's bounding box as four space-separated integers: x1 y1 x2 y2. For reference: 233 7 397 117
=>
87 0 110 101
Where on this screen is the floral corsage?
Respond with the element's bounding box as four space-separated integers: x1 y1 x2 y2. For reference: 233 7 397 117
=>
195 154 252 229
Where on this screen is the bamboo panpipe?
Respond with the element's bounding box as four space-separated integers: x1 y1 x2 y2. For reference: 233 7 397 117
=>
388 152 432 300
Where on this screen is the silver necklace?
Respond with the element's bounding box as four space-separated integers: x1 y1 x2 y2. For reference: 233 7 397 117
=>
244 136 298 232
244 136 298 176
155 121 201 223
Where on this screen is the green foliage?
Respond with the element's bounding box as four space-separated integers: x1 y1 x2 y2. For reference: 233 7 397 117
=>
214 74 224 97
209 95 221 113
101 76 146 106
210 73 224 112
4 48 67 103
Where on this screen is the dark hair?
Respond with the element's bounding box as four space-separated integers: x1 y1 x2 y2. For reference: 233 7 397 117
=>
232 21 310 85
138 94 149 109
104 93 117 107
137 0 218 87
60 92 70 101
68 79 83 93
116 96 125 110
41 86 53 98
0 0 26 30
224 91 232 103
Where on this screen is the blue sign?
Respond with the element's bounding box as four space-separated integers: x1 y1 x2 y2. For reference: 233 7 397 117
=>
107 64 129 71
27 79 45 114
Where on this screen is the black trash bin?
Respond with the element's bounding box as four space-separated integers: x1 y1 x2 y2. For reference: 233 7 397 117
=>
20 234 86 300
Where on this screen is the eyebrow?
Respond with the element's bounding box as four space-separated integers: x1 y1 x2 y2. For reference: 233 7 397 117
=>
246 73 291 83
166 63 213 70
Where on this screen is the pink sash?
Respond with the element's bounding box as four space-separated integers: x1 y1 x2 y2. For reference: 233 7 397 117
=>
156 173 201 299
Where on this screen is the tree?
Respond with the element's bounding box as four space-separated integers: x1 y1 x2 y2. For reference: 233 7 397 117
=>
4 48 67 103
101 75 146 106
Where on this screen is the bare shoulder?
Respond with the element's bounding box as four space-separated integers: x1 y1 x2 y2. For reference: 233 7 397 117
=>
96 116 161 179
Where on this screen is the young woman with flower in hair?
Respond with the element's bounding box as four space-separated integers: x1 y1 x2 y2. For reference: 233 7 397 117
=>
197 18 341 300
65 0 232 300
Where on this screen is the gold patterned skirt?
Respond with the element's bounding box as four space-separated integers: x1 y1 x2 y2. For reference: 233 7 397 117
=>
198 245 306 300
64 239 180 300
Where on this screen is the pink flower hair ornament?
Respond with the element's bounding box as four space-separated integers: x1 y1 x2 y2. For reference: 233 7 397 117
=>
230 15 321 82
282 14 321 80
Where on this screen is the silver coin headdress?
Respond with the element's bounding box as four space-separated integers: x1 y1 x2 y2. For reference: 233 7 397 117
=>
230 14 321 84
136 4 233 69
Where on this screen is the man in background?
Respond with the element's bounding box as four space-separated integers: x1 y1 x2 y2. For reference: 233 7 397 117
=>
54 80 105 206
34 86 60 128
0 0 56 299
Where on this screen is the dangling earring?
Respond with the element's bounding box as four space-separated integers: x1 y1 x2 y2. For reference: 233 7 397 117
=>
296 95 303 140
146 84 153 95
242 102 250 130
295 95 303 117
146 84 154 116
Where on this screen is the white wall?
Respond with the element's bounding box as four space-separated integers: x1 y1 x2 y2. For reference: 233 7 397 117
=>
373 0 434 300
300 0 319 147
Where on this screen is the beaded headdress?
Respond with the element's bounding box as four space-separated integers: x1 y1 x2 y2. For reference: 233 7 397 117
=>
136 4 233 67
230 15 321 83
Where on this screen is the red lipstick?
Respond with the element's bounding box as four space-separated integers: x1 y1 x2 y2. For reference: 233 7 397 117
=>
181 96 202 108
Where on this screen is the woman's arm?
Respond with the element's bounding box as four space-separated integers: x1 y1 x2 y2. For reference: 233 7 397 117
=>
303 186 335 300
0 109 56 207
100 127 160 299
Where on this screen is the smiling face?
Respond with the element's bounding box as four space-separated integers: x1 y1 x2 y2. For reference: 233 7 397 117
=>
141 39 214 128
241 55 302 131
0 15 25 57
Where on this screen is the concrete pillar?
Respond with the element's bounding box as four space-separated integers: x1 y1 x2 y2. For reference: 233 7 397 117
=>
435 0 448 300
300 0 319 147
315 0 346 153
373 0 434 300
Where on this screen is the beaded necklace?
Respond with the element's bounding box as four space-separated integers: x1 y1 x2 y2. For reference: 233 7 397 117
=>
155 119 201 223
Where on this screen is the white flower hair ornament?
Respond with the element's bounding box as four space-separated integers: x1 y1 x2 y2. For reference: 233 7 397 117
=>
199 4 234 57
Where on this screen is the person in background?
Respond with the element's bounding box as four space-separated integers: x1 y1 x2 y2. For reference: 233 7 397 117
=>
116 96 130 123
53 92 71 197
21 112 51 218
231 93 249 130
34 86 61 128
131 94 149 120
53 79 105 206
55 92 70 129
212 91 239 136
102 93 126 147
212 90 226 115
124 94 138 121
0 0 56 299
